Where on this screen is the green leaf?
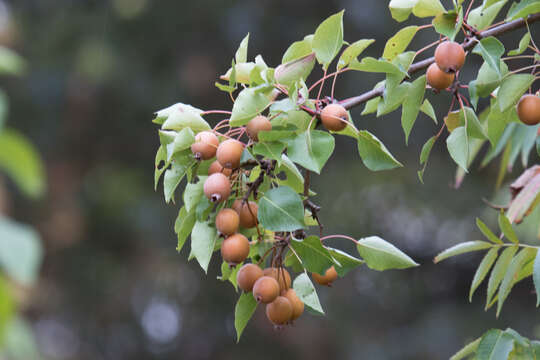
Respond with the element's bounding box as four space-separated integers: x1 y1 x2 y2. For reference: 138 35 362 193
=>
312 11 344 69
290 236 334 275
190 220 217 273
234 292 257 342
0 47 26 76
418 135 436 182
383 26 419 61
461 107 488 140
337 39 375 69
486 246 518 307
476 218 503 244
258 186 305 232
389 0 445 21
362 97 381 115
470 247 499 302
282 39 313 63
357 236 418 271
287 130 335 174
497 247 537 316
0 317 40 359
506 0 540 20
477 329 515 360
183 178 206 212
0 216 43 285
252 141 286 161
498 211 518 243
218 261 241 291
472 37 505 76
433 9 463 40
159 127 195 163
447 126 469 172
420 99 437 123
327 247 364 276
534 249 540 306
349 57 408 76
163 155 192 203
0 129 45 198
401 75 426 144
508 32 531 55
450 338 481 360
498 74 535 112
293 273 324 314
235 33 249 64
275 53 316 87
0 90 8 130
230 85 274 126
434 241 492 263
175 207 196 252
377 83 410 116
356 130 403 171
160 105 210 132
468 1 507 31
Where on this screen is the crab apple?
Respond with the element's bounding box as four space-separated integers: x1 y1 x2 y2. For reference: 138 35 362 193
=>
320 104 349 132
266 296 293 325
190 131 219 160
426 63 455 91
203 173 231 202
221 233 250 266
281 288 304 321
216 139 244 169
263 267 291 292
517 94 540 126
215 208 240 236
246 115 272 141
237 263 264 292
232 200 258 228
208 160 233 177
312 266 338 286
434 41 465 73
252 276 280 304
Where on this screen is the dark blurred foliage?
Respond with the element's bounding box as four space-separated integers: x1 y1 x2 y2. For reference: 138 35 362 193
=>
1 0 540 359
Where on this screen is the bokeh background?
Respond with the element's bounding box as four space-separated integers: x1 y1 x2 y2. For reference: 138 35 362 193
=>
2 0 540 359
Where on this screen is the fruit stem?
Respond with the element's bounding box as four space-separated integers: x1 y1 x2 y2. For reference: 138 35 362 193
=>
320 234 358 244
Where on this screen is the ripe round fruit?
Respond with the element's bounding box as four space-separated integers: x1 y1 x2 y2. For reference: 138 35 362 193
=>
263 267 291 292
208 160 233 177
215 208 240 236
266 296 293 325
216 139 244 169
426 63 455 91
203 173 231 202
190 131 219 160
221 233 250 266
517 94 540 126
233 200 258 228
320 104 348 132
252 276 280 304
281 289 304 321
246 115 272 141
237 263 263 292
434 41 465 73
312 266 338 286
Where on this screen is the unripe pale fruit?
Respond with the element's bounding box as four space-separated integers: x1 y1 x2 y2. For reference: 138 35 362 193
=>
266 296 293 325
237 263 264 292
312 266 338 286
320 104 349 132
263 267 291 292
252 276 280 303
246 115 272 141
203 173 231 202
221 233 250 266
426 63 455 91
233 200 258 228
208 160 233 177
434 41 465 73
215 208 240 236
190 131 219 160
216 139 244 169
281 288 304 321
517 94 540 126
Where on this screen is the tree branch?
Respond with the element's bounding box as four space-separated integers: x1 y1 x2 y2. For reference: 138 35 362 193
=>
339 12 540 110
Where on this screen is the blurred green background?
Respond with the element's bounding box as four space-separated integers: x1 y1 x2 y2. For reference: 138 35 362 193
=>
1 0 539 359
